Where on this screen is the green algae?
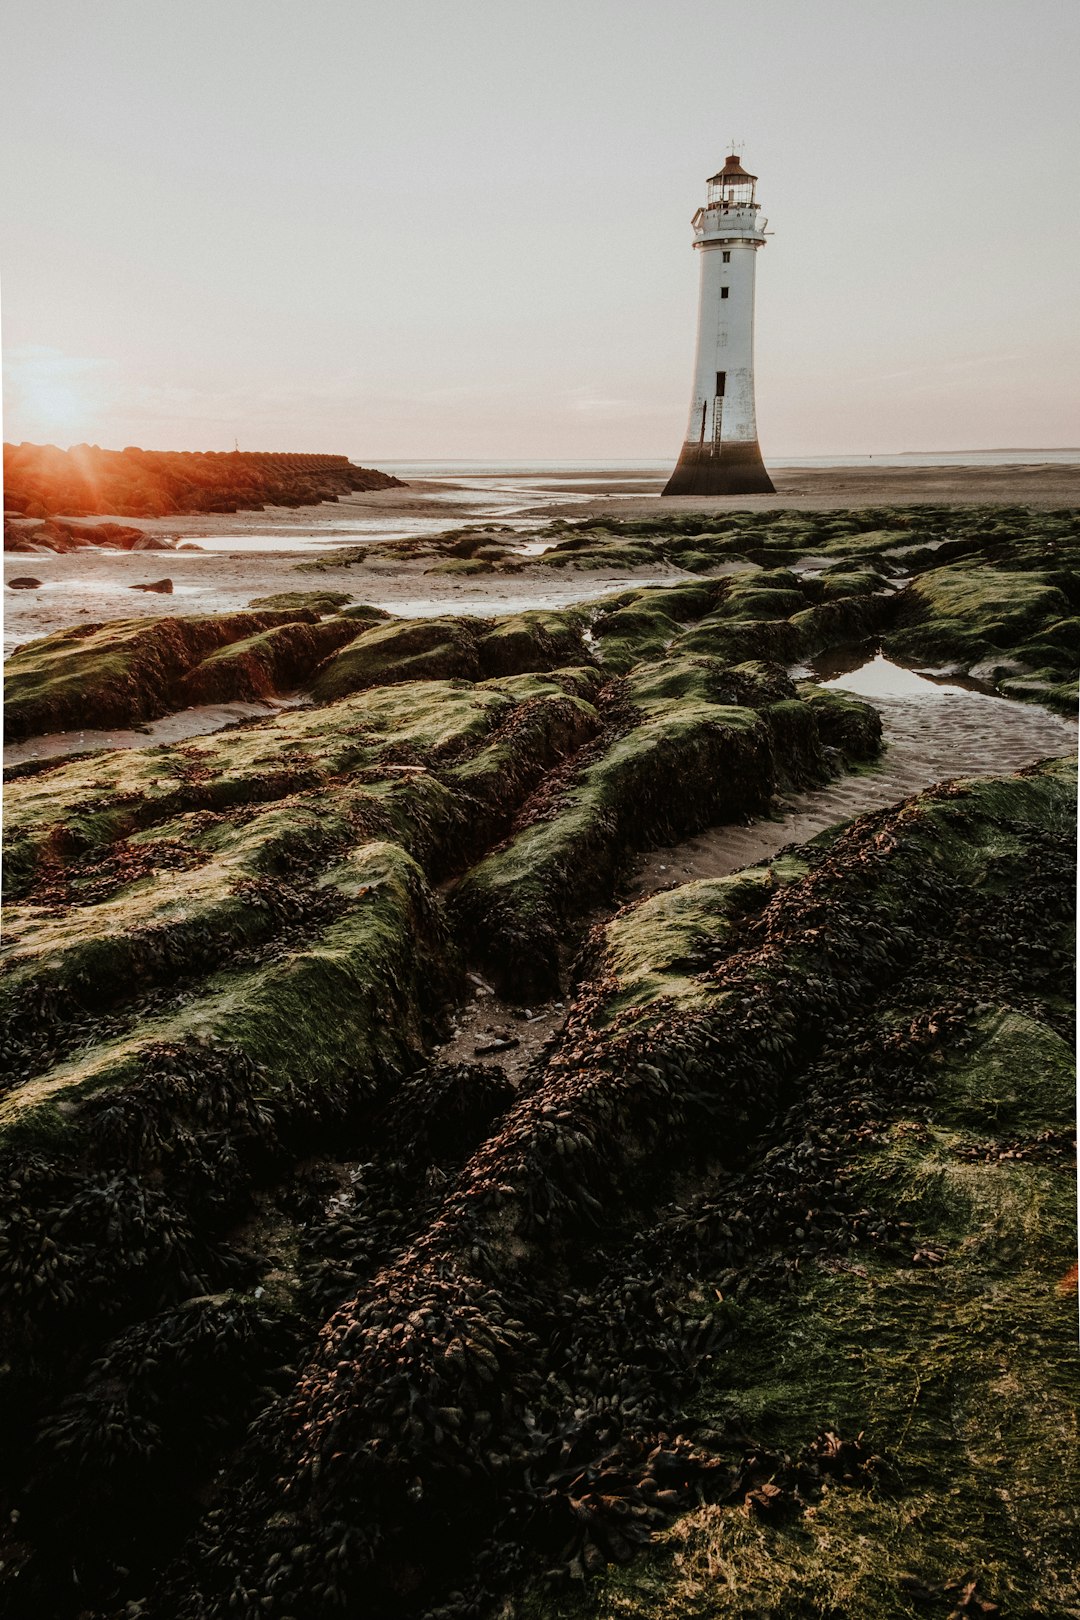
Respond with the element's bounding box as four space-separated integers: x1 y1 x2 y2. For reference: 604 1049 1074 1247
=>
796 683 884 760
479 608 593 678
427 556 504 576
1 678 530 894
3 610 316 741
176 616 360 703
338 506 1077 601
451 701 778 994
1 800 350 1018
0 840 449 1154
310 608 595 699
0 718 1074 1617
591 857 809 1029
935 1009 1075 1135
590 585 725 673
309 614 484 696
1 503 1077 1620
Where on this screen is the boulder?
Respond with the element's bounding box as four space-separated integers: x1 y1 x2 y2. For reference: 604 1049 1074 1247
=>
130 534 175 551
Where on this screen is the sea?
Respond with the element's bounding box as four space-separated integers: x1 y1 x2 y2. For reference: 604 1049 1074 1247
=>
377 450 1080 478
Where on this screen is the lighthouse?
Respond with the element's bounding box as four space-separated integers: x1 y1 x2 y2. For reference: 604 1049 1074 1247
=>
663 152 775 497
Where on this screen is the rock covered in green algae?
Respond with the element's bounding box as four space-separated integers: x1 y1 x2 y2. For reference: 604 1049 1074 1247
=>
245 589 356 613
308 607 596 699
1 509 1076 1618
314 501 1075 577
307 504 1079 713
2 609 330 742
0 709 1074 1617
174 615 360 704
2 604 594 745
110 759 1074 1620
452 659 881 998
885 561 1079 713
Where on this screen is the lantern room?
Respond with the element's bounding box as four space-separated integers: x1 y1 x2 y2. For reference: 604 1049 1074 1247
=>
706 153 757 209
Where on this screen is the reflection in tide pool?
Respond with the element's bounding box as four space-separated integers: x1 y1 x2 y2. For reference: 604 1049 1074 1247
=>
817 651 996 702
810 651 1076 785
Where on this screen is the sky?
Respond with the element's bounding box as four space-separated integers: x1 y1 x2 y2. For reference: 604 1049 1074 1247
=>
1 0 1078 460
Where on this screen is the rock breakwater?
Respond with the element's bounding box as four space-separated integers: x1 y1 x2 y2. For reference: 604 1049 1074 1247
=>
3 444 403 535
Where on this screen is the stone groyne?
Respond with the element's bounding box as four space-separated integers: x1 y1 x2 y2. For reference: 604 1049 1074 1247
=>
3 443 403 527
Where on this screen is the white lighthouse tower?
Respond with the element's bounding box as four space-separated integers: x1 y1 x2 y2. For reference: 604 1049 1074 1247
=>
663 152 775 496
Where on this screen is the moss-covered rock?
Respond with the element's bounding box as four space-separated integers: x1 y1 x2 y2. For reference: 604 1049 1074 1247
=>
3 610 320 741
307 614 486 697
886 563 1078 711
245 590 354 613
451 661 882 996
310 609 598 700
176 616 360 703
1 505 1076 1619
534 998 1078 1620
333 505 1077 598
126 759 1075 1620
477 608 593 679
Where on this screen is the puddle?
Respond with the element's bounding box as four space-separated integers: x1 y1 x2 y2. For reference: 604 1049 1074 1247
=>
510 538 559 556
4 697 307 770
812 647 1000 701
432 982 568 1086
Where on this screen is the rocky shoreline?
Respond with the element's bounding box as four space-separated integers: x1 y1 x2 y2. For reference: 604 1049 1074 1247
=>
0 499 1077 1618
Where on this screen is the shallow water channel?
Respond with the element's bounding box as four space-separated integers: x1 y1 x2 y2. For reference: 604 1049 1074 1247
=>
627 650 1077 897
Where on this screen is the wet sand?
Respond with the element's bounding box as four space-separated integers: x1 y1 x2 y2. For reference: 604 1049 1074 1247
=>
5 462 1078 653
567 458 1080 515
431 986 569 1086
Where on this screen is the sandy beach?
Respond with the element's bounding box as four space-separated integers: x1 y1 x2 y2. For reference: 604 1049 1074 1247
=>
5 461 1079 653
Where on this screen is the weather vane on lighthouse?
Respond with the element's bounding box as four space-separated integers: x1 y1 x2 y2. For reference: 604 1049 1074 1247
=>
663 150 775 497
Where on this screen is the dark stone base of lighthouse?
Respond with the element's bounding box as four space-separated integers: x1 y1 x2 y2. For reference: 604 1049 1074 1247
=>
662 439 775 497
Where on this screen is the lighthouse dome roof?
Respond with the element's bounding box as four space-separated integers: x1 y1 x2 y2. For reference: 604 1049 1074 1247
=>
708 153 756 183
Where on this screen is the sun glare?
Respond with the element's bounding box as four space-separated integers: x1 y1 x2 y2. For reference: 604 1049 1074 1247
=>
4 347 105 441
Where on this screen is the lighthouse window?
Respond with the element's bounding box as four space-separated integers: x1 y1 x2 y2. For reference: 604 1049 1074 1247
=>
722 251 731 262
721 286 730 299
715 372 726 397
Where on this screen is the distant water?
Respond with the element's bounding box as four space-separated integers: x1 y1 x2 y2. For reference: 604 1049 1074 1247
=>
378 450 1080 477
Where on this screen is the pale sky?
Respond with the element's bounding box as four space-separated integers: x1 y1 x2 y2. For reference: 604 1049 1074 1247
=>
1 0 1077 460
